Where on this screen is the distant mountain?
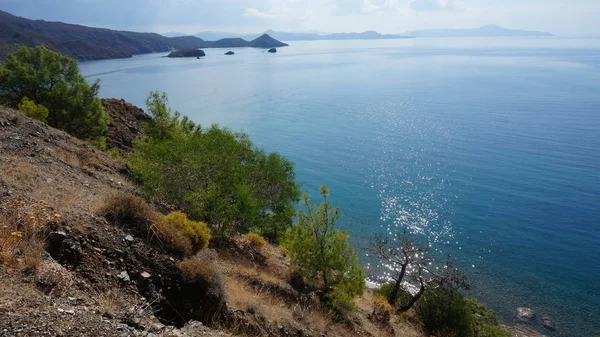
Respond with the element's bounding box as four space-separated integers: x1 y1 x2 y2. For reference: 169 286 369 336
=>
247 34 289 48
193 30 412 42
403 25 553 38
0 10 287 61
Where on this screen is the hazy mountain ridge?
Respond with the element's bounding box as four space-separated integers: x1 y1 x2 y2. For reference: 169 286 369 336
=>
403 24 553 37
191 30 412 42
0 10 287 61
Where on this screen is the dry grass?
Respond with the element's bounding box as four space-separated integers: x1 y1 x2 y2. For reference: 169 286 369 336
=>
100 192 156 228
100 192 196 257
96 291 120 318
0 195 58 272
178 249 220 284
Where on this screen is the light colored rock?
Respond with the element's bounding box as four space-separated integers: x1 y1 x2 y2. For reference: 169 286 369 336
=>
125 235 134 242
117 271 130 282
140 272 151 279
516 307 535 322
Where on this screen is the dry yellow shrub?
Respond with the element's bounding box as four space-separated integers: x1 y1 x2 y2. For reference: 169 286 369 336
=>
245 233 266 248
163 211 211 253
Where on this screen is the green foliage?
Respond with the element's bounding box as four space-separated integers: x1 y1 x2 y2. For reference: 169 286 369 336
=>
417 287 474 337
376 282 411 307
105 148 126 163
144 91 197 141
129 92 300 242
17 97 49 122
0 45 107 139
163 211 211 253
466 298 511 337
284 188 366 318
416 287 510 337
91 136 107 151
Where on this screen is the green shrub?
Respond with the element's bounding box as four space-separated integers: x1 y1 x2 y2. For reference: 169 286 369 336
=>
129 92 300 242
163 211 210 253
416 287 474 337
376 282 412 308
285 187 366 319
466 298 510 337
17 97 49 122
0 46 108 139
416 287 510 337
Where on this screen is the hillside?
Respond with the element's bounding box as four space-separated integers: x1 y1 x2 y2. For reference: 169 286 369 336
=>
0 10 287 61
403 24 553 38
0 104 425 337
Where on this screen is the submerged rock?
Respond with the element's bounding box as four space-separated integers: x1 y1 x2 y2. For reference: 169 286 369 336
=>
516 307 535 322
267 48 277 53
542 315 556 331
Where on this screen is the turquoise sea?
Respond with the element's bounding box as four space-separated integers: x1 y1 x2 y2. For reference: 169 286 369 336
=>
80 37 600 337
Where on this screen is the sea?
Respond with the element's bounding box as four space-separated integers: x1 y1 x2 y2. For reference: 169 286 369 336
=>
80 37 600 337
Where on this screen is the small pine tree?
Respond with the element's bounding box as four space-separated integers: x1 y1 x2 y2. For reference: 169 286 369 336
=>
285 186 366 318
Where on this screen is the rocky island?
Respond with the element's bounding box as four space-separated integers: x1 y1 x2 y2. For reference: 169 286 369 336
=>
167 48 206 58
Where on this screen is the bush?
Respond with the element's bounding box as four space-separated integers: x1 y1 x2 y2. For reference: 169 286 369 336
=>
245 233 266 248
163 211 210 253
17 97 49 122
369 295 394 326
100 192 155 231
177 250 226 322
129 92 300 242
178 250 220 284
416 287 510 337
285 187 366 319
416 287 474 337
0 45 108 139
376 282 412 308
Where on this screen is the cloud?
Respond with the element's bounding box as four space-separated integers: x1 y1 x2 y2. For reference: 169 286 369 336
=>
243 8 283 19
410 0 457 12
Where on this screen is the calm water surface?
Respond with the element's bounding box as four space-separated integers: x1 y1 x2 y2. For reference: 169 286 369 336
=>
80 37 600 337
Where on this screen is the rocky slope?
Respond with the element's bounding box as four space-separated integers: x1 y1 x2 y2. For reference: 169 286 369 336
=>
101 98 151 154
0 104 424 337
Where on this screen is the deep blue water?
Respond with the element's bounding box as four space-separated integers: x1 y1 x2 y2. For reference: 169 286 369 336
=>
80 38 600 337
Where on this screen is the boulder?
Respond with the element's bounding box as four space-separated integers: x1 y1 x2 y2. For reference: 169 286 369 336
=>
224 51 234 55
516 307 535 322
268 48 277 53
542 315 556 331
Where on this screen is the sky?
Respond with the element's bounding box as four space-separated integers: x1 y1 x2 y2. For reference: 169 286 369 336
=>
0 0 598 36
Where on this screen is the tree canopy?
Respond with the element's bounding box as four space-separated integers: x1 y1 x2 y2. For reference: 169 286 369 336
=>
129 92 300 242
0 45 107 139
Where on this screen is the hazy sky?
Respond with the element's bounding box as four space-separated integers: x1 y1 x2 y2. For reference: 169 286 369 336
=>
0 0 597 36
